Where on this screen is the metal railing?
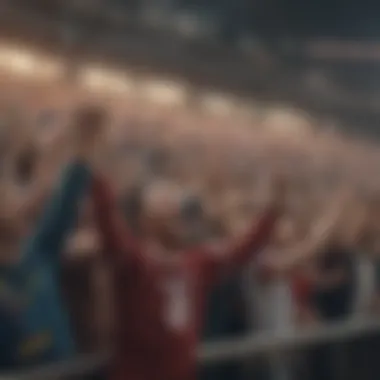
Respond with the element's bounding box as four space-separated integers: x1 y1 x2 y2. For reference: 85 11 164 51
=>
3 316 380 380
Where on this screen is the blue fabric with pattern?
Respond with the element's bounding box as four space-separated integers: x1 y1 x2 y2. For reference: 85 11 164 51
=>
0 162 90 370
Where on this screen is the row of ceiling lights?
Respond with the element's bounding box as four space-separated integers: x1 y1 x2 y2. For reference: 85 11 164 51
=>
0 42 312 136
0 43 246 112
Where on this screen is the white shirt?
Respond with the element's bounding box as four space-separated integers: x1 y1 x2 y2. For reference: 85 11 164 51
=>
353 255 375 316
244 252 295 334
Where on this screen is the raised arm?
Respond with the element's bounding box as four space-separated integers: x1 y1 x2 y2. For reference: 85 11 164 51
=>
198 177 284 281
28 161 90 255
26 105 106 260
91 175 145 270
265 186 353 273
199 206 279 281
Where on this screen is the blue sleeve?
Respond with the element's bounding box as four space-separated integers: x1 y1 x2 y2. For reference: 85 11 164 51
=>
26 160 91 260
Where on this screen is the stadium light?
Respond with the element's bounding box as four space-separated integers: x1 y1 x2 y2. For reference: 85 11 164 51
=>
201 93 236 115
0 44 64 80
261 107 314 137
140 79 186 105
79 65 134 94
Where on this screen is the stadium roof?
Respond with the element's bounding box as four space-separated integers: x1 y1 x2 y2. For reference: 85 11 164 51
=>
2 1 380 138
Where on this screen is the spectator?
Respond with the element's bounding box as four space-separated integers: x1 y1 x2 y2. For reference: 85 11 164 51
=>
0 107 103 370
245 217 297 380
308 225 356 380
3 79 380 380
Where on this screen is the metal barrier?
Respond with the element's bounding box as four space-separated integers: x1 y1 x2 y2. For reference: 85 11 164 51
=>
3 316 380 380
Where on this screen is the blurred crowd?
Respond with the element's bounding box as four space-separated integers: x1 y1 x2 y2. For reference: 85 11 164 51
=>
2 80 380 380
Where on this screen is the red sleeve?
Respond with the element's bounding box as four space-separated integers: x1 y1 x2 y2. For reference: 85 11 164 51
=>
91 176 145 270
198 207 278 282
292 274 313 308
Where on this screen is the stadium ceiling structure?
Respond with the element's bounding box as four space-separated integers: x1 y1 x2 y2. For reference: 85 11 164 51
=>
2 0 380 138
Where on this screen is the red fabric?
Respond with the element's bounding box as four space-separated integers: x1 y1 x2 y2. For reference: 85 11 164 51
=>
292 274 312 307
91 177 278 380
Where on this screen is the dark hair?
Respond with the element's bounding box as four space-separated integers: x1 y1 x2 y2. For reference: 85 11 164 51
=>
180 196 203 221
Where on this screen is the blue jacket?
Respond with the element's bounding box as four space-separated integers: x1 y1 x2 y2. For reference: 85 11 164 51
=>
0 161 90 370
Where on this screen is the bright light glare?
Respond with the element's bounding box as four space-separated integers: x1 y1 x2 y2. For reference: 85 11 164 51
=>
79 66 134 94
141 80 186 105
201 93 236 114
0 45 64 80
262 107 313 136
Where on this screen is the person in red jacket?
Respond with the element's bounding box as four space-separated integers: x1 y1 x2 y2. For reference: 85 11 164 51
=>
91 177 284 380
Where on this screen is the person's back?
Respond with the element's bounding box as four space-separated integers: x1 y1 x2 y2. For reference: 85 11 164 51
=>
0 104 105 370
110 249 211 380
0 250 75 367
91 175 282 380
312 245 355 320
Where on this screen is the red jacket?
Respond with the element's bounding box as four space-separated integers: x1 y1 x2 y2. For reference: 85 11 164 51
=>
91 177 278 380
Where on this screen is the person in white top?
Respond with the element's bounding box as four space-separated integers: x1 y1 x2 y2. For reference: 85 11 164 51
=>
246 217 296 333
245 217 296 380
245 185 352 380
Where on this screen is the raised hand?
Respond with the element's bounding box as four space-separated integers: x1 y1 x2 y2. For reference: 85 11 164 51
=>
70 105 107 161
